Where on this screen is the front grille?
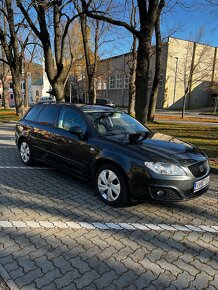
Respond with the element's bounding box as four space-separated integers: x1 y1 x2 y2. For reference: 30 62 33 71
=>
188 160 209 178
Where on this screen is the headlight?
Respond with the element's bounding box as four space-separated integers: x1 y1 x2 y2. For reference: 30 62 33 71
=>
144 162 186 176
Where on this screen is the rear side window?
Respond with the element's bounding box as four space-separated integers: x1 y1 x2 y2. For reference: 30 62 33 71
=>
24 104 44 122
37 105 59 126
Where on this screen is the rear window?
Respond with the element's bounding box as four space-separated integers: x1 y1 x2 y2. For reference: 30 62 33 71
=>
37 105 59 126
24 104 44 122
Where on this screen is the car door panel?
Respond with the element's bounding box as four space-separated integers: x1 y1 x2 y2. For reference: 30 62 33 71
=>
51 107 98 176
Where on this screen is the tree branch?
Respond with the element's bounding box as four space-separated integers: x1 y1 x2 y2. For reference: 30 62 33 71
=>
81 0 139 36
16 0 41 39
0 58 9 65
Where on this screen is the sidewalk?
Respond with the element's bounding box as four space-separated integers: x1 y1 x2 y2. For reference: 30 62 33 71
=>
155 107 218 119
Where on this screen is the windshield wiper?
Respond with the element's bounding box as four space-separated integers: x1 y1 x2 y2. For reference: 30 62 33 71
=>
129 131 149 143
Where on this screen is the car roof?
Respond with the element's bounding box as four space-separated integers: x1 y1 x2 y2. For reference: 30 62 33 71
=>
31 102 116 112
80 104 116 112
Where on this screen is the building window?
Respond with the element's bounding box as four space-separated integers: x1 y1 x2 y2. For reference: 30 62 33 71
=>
124 74 129 89
36 90 39 97
159 68 164 87
9 82 13 89
10 94 13 99
109 75 116 89
97 78 107 90
116 74 123 89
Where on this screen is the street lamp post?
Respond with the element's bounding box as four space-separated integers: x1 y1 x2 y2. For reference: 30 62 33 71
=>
173 57 179 109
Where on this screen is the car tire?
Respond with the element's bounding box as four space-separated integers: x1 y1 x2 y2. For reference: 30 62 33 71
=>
19 139 34 166
95 164 130 206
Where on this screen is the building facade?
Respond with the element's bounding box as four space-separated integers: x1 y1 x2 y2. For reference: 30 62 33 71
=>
96 37 218 109
0 65 51 106
0 75 31 107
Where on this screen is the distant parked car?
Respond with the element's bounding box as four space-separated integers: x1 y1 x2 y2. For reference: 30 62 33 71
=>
96 98 115 107
15 103 210 206
40 96 56 102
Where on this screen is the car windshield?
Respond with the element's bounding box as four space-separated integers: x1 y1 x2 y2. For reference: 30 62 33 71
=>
84 110 149 136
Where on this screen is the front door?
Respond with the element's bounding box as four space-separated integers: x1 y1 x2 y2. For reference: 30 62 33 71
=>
52 106 97 177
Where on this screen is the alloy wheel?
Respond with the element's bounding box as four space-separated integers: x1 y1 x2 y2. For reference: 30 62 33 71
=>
20 141 30 163
98 169 121 201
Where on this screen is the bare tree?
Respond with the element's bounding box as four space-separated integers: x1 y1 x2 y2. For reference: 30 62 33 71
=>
128 35 137 116
79 0 165 123
147 2 163 122
168 31 214 117
74 0 102 103
17 0 79 101
127 2 137 116
80 15 99 103
0 19 10 110
0 0 28 116
23 42 39 108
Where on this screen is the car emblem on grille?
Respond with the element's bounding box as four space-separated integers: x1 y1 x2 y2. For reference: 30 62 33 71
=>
199 165 204 172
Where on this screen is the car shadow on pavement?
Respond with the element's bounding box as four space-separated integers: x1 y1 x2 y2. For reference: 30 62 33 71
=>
0 164 217 226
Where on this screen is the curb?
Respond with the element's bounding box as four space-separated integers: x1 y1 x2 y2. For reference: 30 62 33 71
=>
210 167 218 174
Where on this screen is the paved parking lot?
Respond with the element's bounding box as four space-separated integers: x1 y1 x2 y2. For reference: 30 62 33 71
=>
0 122 217 290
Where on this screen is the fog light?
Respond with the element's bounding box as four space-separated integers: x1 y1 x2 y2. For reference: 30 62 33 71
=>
156 190 165 197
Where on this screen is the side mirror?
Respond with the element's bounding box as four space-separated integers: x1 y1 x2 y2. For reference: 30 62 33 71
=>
68 126 84 139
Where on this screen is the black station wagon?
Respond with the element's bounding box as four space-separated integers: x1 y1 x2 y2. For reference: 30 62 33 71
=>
15 103 210 206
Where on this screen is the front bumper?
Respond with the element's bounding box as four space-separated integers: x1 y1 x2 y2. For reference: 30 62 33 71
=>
148 179 209 201
130 166 210 202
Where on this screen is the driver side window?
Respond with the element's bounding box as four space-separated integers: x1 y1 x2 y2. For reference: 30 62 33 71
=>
57 107 87 132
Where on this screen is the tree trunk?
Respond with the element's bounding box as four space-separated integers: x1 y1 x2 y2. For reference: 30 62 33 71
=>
12 73 24 116
128 35 137 116
80 14 93 103
87 73 94 103
2 72 10 109
92 20 99 104
2 79 10 109
1 26 10 109
52 81 65 101
24 72 29 108
182 89 188 119
135 35 151 124
93 75 97 104
187 42 196 109
147 11 162 122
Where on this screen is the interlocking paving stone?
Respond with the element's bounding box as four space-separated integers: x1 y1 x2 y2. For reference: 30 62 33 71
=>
0 122 217 290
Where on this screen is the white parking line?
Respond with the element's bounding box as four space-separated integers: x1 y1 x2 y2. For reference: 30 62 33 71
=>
0 220 217 233
0 166 52 169
0 146 16 148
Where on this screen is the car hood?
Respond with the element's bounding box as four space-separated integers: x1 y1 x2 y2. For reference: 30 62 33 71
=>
104 132 207 165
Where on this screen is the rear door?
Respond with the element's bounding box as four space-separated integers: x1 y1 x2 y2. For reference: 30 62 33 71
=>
32 104 60 161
